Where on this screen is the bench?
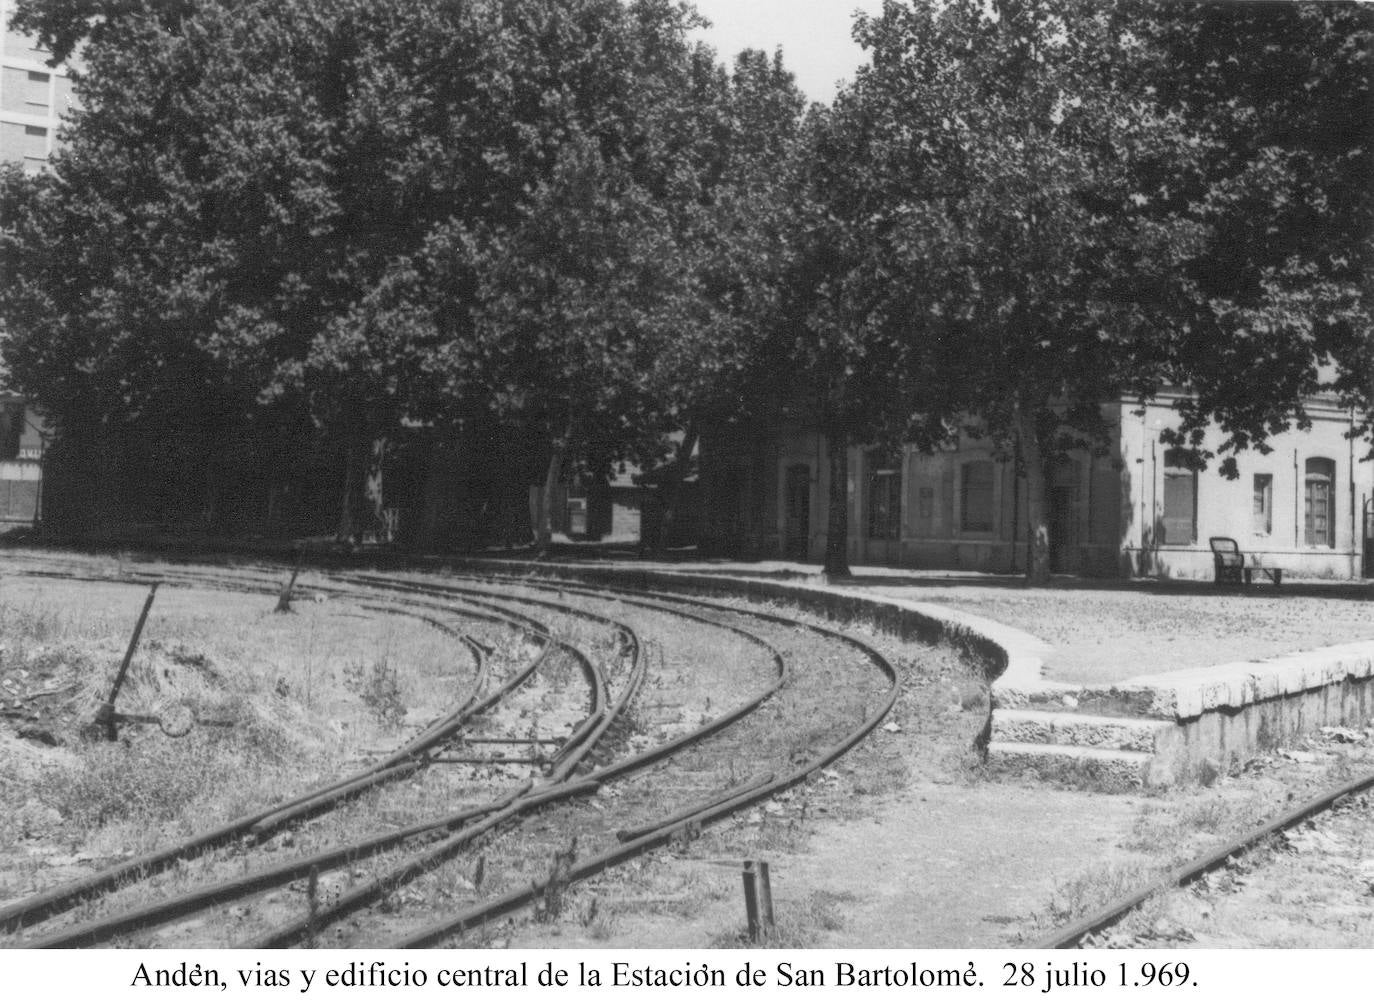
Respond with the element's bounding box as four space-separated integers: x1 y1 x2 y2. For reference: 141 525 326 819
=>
1209 537 1283 586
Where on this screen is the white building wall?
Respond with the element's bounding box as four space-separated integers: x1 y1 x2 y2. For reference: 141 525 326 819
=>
1122 394 1372 579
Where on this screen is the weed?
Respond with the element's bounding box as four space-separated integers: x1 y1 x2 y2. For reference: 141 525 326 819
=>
1034 863 1156 930
345 658 407 731
534 839 578 923
39 737 235 834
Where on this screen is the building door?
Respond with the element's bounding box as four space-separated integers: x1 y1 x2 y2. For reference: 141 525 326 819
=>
784 464 810 561
1049 461 1080 574
1304 459 1337 547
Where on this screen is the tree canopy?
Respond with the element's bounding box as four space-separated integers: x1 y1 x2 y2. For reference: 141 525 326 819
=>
1 0 1368 567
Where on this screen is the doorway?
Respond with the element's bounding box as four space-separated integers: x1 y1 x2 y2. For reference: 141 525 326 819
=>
1049 460 1080 574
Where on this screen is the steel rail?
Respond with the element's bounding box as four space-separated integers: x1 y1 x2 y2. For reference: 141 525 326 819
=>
0 575 546 935
243 777 604 949
20 786 535 949
13 575 630 947
226 573 808 949
1034 764 1374 949
385 595 901 949
10 563 881 951
236 621 643 948
337 572 795 790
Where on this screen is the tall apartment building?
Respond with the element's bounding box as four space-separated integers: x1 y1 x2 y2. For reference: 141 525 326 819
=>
0 0 75 173
0 0 65 523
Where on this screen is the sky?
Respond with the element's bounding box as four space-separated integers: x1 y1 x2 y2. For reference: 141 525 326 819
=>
686 0 885 101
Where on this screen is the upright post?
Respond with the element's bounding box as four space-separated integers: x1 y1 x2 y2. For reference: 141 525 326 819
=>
742 859 775 942
275 549 302 613
96 582 159 740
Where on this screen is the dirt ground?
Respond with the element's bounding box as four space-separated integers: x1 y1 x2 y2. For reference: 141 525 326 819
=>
505 713 1374 951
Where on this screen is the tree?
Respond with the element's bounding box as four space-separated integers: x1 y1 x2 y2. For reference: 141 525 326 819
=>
1133 1 1374 460
644 47 808 553
468 137 696 553
773 98 925 578
1 0 751 544
842 0 1208 582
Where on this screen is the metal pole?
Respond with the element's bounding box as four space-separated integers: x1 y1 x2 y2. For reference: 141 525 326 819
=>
97 582 159 741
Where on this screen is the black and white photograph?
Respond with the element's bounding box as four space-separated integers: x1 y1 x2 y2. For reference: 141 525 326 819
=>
0 0 1371 990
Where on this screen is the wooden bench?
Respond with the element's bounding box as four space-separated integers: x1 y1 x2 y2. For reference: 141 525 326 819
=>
1209 536 1283 586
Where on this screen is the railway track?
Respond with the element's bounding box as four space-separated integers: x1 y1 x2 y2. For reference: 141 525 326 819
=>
1035 763 1374 948
0 556 899 949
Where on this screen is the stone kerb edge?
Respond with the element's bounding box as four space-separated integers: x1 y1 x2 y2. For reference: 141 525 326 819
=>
1119 640 1374 720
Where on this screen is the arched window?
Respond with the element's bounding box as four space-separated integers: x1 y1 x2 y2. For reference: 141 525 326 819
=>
1162 448 1197 545
961 460 994 533
1304 458 1336 548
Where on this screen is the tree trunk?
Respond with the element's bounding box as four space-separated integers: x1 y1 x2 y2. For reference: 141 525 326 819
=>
535 427 570 556
93 418 118 539
337 426 368 544
657 421 698 553
1015 401 1051 585
366 436 387 542
822 424 851 578
417 434 462 551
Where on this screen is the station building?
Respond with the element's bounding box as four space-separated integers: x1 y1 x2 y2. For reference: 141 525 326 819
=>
699 392 1374 581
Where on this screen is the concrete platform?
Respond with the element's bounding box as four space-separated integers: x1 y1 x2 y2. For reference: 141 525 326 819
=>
465 558 1374 789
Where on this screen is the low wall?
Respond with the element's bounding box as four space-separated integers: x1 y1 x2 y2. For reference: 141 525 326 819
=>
1123 642 1374 777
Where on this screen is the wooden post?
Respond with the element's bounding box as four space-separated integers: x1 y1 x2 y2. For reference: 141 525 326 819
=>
742 859 775 942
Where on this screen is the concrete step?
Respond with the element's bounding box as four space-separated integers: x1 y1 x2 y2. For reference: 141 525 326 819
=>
992 709 1179 754
1012 686 1164 719
987 741 1160 791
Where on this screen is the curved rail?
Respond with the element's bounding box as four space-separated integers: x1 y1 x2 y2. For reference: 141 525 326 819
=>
12 572 636 948
6 560 905 950
0 574 550 938
383 578 900 949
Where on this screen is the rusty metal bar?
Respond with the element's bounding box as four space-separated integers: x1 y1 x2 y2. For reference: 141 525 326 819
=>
96 582 159 741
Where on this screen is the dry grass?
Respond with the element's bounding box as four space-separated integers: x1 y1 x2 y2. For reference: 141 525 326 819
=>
0 574 491 874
